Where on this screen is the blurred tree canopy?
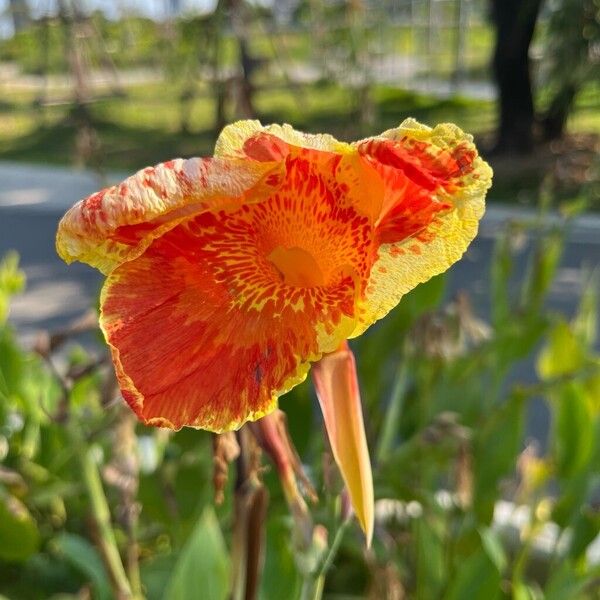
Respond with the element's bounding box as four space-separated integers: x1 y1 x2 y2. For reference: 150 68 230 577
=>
541 0 600 140
489 0 600 152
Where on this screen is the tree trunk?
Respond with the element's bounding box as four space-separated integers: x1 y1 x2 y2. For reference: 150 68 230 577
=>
542 83 577 141
539 0 596 141
229 0 257 119
490 0 543 154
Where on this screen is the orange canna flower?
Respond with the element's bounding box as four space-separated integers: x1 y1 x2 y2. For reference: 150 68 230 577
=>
56 119 492 541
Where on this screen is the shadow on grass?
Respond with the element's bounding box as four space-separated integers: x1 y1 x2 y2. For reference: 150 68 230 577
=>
0 115 217 171
0 88 596 209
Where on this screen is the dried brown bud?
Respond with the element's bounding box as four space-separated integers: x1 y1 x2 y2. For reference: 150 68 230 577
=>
212 431 240 505
249 410 317 505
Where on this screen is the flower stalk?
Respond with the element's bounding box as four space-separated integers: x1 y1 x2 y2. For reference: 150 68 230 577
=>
75 433 134 599
230 427 268 600
299 520 351 600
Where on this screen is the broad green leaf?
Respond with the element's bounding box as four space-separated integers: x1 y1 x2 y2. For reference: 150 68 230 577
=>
537 320 586 381
478 527 507 574
51 533 112 600
140 554 179 600
569 507 600 560
0 251 25 325
552 470 592 528
0 492 40 562
392 272 447 332
584 371 600 412
414 515 445 599
164 506 230 600
0 328 25 401
512 582 538 600
553 382 594 479
446 546 501 600
520 231 563 313
545 559 591 600
259 516 301 600
573 271 598 349
492 315 548 373
473 392 524 523
490 231 514 327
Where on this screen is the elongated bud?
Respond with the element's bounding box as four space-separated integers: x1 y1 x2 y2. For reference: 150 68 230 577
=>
250 410 317 547
312 342 374 545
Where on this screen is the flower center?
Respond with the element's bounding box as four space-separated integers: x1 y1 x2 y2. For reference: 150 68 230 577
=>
267 245 325 287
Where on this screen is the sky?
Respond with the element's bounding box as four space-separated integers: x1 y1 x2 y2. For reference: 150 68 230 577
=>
0 0 219 37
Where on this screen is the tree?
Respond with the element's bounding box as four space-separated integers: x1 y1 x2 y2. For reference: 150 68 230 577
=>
490 0 543 154
541 0 600 140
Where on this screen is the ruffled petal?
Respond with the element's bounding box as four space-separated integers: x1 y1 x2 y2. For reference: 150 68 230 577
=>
100 152 368 432
215 120 353 158
56 156 284 274
351 119 492 335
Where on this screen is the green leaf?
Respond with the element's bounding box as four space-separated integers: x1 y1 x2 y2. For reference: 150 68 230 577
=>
553 382 594 479
491 231 514 327
446 546 501 600
141 554 179 600
0 251 26 325
414 515 446 598
573 271 598 349
164 506 230 600
545 559 591 600
51 533 112 600
512 582 543 600
493 315 547 370
569 506 600 560
473 392 525 523
395 272 447 329
537 320 586 381
0 328 25 401
520 231 563 313
260 516 301 600
478 527 507 574
0 491 40 562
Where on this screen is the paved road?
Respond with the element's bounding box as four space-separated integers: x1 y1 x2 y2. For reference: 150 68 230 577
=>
1 160 597 337
1 161 598 446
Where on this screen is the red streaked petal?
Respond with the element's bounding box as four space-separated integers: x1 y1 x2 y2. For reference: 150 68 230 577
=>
357 118 478 192
56 156 284 274
100 153 371 432
243 132 291 162
101 238 296 432
357 154 452 245
352 120 492 335
311 342 374 544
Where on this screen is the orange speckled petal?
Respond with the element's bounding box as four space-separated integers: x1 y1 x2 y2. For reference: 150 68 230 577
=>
214 120 353 158
352 119 492 336
56 156 284 274
100 152 372 432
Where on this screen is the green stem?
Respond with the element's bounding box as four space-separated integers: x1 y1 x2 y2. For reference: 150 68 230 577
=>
299 520 350 600
75 434 133 598
376 362 409 462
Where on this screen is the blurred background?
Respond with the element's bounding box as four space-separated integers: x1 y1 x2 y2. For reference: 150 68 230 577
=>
0 1 599 599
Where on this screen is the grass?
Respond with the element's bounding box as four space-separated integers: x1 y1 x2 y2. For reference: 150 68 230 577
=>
0 81 495 167
0 79 597 207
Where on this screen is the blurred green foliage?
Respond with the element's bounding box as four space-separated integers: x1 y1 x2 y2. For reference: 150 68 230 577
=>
1 201 599 598
0 15 166 75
